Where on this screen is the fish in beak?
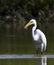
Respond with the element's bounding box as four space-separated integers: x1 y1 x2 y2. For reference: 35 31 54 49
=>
24 21 31 29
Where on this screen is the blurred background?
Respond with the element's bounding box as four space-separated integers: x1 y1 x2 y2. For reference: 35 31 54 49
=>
0 0 54 65
0 0 54 54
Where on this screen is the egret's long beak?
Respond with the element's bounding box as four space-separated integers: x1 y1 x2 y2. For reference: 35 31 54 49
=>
24 21 31 29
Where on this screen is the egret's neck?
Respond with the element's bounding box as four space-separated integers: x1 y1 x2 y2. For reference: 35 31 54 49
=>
32 25 37 37
32 24 36 31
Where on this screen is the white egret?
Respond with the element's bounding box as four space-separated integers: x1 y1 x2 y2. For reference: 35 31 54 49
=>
24 19 47 54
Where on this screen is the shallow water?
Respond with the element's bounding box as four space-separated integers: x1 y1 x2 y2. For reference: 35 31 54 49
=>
0 54 54 65
0 57 54 65
0 29 54 65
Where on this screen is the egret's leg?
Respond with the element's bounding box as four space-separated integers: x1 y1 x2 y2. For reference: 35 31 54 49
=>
41 43 44 53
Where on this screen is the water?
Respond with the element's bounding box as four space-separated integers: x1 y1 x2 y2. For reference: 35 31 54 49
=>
0 29 54 65
0 54 54 65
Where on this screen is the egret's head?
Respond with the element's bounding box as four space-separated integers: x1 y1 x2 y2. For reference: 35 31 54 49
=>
24 19 37 29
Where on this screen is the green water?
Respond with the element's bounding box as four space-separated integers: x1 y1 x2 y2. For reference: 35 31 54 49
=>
0 29 35 54
0 29 54 54
0 28 54 65
0 59 54 65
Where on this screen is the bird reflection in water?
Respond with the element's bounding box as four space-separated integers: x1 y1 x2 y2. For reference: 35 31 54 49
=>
34 55 47 65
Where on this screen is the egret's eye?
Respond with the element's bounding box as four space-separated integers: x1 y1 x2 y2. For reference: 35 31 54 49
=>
31 21 33 23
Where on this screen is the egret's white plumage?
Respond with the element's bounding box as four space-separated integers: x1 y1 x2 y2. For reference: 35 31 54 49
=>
24 19 47 53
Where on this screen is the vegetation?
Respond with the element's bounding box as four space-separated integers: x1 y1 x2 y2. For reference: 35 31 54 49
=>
0 0 54 29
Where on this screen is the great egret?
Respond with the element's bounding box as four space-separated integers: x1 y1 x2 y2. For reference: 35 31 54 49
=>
24 19 47 54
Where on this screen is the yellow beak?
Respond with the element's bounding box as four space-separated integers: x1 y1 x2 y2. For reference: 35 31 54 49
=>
24 21 31 29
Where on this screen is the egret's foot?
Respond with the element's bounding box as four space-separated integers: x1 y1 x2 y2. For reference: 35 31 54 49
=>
36 51 44 56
